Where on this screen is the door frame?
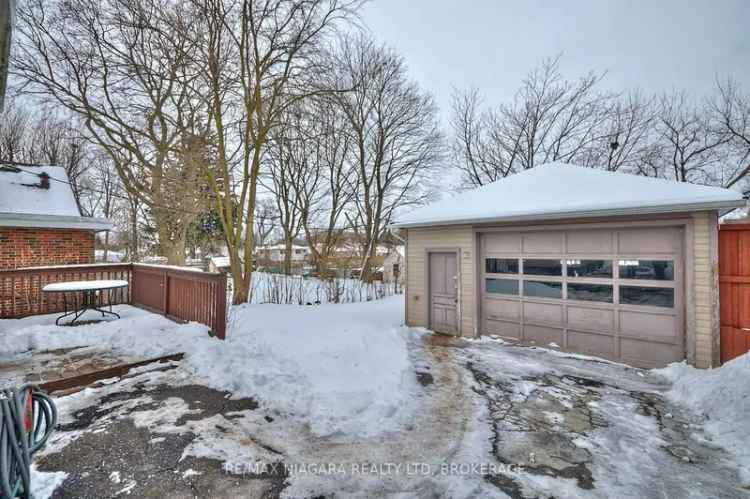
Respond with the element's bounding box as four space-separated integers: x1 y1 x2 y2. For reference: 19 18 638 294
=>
425 247 462 336
473 217 695 362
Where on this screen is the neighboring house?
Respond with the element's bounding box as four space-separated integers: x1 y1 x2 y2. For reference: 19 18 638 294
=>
208 255 231 274
0 165 111 269
95 249 125 262
256 243 311 263
382 246 405 284
393 162 745 369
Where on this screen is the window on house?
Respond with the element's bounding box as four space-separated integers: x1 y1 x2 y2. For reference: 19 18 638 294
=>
523 280 562 299
567 283 613 303
566 259 612 278
618 260 674 280
523 259 562 276
485 278 519 296
485 258 519 274
619 286 674 308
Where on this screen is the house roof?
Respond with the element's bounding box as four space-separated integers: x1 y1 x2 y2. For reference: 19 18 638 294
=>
393 162 746 228
210 256 231 268
0 165 111 231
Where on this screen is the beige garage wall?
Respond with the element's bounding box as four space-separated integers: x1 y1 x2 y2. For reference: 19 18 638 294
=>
405 225 475 337
404 211 721 368
691 211 720 368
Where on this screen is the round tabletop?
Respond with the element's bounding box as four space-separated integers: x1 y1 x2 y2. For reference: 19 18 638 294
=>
42 279 130 293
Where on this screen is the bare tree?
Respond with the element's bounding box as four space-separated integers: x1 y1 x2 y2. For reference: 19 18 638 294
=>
331 35 444 281
254 198 278 250
190 0 361 303
450 87 514 187
0 99 30 161
639 91 730 184
263 106 309 274
80 152 123 257
30 114 89 210
580 92 657 173
711 78 750 188
13 0 206 264
451 57 613 187
297 98 356 278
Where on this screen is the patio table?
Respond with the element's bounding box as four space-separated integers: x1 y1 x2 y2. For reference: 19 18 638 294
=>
42 280 129 326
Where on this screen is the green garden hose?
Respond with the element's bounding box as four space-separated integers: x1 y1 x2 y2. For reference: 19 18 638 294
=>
0 385 57 499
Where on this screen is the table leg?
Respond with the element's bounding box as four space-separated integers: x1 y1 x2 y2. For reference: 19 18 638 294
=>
53 288 122 326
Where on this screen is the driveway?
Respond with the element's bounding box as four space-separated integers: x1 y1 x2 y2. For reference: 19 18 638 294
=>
30 333 747 498
448 336 747 498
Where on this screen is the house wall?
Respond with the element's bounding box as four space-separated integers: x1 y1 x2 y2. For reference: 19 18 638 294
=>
405 225 475 337
0 228 95 270
404 211 721 368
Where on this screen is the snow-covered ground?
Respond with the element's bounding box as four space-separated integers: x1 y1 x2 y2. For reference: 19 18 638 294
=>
2 298 749 498
2 297 417 438
246 271 402 305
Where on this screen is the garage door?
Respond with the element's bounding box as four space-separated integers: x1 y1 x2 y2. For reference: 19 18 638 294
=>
480 227 684 368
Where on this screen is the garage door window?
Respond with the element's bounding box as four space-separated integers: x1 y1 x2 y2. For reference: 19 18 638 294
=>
619 285 674 308
523 280 562 299
568 283 613 303
619 260 674 280
486 258 519 274
486 278 519 296
523 259 562 276
567 259 612 278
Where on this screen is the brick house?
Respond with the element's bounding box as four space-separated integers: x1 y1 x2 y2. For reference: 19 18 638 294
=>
0 165 111 270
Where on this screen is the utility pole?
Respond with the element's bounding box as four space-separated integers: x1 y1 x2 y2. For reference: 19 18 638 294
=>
0 0 15 112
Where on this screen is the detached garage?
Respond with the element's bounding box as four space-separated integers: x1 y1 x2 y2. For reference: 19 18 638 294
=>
394 163 745 368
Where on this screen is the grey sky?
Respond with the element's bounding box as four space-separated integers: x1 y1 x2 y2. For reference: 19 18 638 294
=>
362 0 750 116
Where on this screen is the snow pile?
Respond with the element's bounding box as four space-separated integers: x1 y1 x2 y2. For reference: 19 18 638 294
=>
201 297 421 436
0 308 208 358
657 353 750 484
1 296 420 437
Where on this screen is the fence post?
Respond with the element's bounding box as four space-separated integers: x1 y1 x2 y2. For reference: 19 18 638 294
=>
161 271 169 315
215 275 227 339
129 265 135 305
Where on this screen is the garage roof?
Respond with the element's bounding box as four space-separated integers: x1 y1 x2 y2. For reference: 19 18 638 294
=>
394 162 746 228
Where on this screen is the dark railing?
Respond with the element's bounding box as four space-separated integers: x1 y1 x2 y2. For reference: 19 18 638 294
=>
0 263 228 339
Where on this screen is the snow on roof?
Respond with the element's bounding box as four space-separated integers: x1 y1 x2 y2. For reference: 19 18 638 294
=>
258 244 309 251
394 162 746 228
210 256 231 268
0 166 80 216
0 165 111 231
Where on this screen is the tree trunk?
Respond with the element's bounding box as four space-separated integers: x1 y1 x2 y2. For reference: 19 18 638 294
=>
284 238 293 274
232 267 251 304
129 200 139 262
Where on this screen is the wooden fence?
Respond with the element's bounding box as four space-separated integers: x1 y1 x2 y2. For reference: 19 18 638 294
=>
0 263 228 339
131 265 227 339
719 223 750 363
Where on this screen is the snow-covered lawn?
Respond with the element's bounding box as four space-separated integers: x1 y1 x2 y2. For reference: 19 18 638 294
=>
2 298 749 498
246 271 402 305
2 298 418 438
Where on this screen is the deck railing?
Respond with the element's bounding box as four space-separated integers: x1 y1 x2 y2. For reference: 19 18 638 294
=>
0 263 228 339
